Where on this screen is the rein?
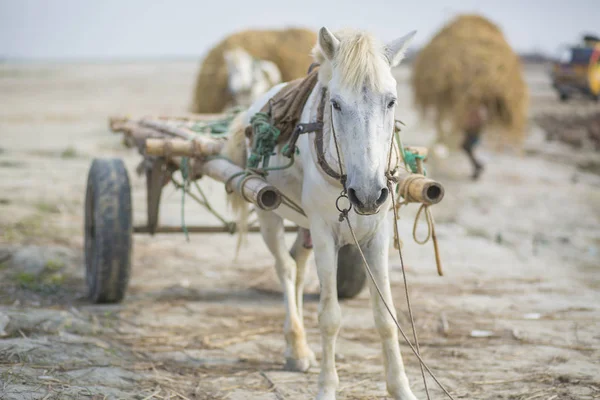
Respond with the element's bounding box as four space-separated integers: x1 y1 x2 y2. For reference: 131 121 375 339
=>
321 87 453 400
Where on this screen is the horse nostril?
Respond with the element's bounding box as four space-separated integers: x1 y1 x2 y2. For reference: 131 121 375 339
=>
347 188 363 208
376 187 389 206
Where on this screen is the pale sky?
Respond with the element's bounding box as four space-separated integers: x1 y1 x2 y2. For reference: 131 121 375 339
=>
0 0 598 61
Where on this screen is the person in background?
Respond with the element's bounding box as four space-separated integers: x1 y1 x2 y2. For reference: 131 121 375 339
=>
462 103 488 180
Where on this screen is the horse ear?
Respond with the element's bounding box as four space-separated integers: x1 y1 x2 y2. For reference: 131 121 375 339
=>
318 27 340 61
385 30 417 67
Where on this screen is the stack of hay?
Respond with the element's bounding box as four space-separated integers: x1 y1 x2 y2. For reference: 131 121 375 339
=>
411 14 529 149
190 28 317 114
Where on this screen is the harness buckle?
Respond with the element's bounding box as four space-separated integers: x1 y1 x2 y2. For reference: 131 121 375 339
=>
283 122 324 158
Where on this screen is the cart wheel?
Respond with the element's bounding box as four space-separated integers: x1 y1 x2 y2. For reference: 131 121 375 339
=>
84 158 133 304
337 244 367 299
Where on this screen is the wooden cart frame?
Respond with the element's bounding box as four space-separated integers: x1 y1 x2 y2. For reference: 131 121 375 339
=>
85 113 405 304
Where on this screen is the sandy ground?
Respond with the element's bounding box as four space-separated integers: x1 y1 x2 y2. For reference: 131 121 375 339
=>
0 60 599 400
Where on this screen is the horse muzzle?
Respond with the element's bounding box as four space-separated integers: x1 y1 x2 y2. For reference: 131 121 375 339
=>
347 185 389 215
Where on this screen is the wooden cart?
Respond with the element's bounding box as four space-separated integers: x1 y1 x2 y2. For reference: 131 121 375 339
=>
84 113 444 304
85 113 354 303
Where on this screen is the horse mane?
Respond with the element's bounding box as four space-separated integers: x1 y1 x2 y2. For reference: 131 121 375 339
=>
311 29 389 92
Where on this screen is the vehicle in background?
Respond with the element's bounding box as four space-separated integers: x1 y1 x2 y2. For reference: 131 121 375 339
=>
551 35 600 102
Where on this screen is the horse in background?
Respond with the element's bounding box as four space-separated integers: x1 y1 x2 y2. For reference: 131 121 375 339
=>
190 28 317 113
223 47 282 109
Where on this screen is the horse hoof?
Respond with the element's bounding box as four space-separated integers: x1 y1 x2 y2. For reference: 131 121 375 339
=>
306 349 318 367
392 388 419 400
315 388 337 400
284 357 312 372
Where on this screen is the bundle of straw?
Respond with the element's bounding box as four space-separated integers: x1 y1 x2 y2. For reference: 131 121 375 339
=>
190 27 317 114
411 14 529 149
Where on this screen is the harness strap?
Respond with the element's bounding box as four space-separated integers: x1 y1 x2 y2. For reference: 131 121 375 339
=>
283 121 323 157
313 88 343 181
307 62 320 74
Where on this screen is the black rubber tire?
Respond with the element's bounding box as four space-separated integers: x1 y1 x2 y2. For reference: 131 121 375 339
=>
336 244 367 299
84 158 133 304
559 92 569 102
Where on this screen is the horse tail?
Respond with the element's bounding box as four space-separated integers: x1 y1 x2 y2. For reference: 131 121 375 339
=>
221 110 251 257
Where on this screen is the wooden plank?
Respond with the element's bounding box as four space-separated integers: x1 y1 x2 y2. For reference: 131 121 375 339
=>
133 225 299 234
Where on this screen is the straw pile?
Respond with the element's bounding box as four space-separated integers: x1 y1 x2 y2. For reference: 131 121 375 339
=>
411 14 529 149
190 27 317 114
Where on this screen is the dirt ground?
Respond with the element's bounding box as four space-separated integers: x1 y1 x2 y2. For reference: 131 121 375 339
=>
0 60 599 400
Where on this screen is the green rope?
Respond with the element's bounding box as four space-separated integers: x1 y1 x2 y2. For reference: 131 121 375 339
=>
247 112 281 169
395 126 426 175
180 157 190 242
403 150 427 175
192 181 235 231
186 106 244 137
178 108 296 239
281 143 300 156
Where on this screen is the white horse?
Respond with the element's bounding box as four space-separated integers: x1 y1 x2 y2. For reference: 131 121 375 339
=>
223 27 418 400
223 47 282 109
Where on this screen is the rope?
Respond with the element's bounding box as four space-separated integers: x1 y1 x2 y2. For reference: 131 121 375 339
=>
340 211 454 400
386 122 430 398
395 169 444 276
393 152 444 276
395 121 427 175
173 110 244 239
280 193 307 217
389 182 430 399
403 149 427 175
172 106 302 239
193 181 235 231
187 106 245 137
413 204 433 245
171 177 237 234
330 111 453 399
180 157 190 242
247 112 281 169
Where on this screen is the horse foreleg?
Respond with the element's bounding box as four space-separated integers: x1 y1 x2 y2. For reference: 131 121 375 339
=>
311 219 341 400
289 227 313 323
289 227 317 367
364 220 417 400
256 210 313 372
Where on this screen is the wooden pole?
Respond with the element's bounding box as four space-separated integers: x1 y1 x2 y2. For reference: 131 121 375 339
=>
142 137 282 211
199 158 282 211
391 170 445 205
154 113 228 123
146 137 225 158
139 119 198 140
133 225 298 234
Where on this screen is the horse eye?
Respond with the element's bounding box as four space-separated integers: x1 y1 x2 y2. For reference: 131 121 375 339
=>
387 100 396 109
331 100 341 111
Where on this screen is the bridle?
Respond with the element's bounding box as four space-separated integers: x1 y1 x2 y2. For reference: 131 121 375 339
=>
311 87 401 217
